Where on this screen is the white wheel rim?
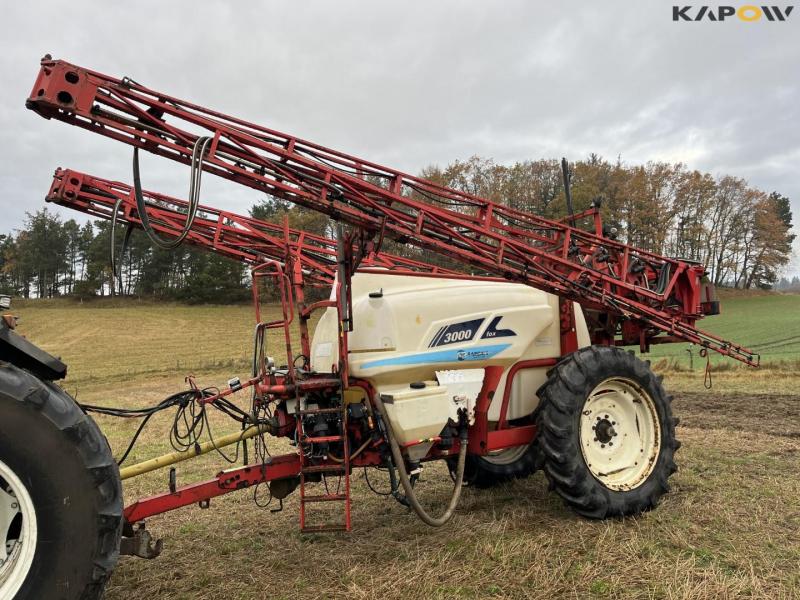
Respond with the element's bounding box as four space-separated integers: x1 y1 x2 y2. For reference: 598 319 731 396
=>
0 458 37 599
579 378 661 491
482 444 529 466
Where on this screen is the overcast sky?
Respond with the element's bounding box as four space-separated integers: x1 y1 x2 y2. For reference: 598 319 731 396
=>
1 1 798 275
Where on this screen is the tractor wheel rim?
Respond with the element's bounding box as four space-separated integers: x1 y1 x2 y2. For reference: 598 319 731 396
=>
579 378 661 491
482 444 529 466
0 458 37 598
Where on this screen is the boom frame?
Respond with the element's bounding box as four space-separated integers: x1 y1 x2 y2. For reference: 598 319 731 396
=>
27 56 757 365
46 167 459 287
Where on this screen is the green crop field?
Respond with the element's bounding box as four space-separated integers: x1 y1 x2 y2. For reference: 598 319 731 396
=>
632 290 800 368
12 298 314 387
7 291 800 599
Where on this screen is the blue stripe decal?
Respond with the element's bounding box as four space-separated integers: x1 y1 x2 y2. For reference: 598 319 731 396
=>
360 343 512 369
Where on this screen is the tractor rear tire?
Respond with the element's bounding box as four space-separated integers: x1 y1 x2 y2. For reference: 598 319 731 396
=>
461 442 542 488
0 362 123 599
536 346 679 518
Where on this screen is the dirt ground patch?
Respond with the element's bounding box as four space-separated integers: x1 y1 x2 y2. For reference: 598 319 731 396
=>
674 392 800 438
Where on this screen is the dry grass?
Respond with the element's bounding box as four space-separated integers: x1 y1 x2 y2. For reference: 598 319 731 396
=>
13 299 309 386
11 300 800 599
656 366 800 396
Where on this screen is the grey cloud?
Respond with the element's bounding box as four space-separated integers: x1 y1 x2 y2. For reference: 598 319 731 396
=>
1 1 797 273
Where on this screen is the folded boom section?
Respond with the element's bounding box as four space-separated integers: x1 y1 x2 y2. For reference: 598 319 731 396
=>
47 168 457 285
28 57 757 365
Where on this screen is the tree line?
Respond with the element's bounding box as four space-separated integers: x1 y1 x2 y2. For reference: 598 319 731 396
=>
776 276 800 292
408 155 795 289
0 211 249 303
1 155 794 301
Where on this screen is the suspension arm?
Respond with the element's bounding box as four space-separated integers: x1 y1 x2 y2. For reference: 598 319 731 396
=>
27 57 758 365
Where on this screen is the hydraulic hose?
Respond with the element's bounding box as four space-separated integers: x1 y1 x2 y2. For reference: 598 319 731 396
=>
109 198 133 295
132 135 212 249
372 393 467 527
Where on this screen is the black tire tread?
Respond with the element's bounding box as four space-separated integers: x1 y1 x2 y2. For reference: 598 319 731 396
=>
536 346 679 519
462 441 543 488
0 361 123 599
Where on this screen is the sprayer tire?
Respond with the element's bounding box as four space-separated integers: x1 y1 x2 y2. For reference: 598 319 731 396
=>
460 442 542 488
536 346 679 518
0 361 123 599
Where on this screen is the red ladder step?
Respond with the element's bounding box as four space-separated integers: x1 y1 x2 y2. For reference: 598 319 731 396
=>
302 494 347 503
302 435 343 444
300 524 348 533
301 463 346 474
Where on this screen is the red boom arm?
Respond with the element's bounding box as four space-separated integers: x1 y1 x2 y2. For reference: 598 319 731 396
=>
46 168 458 286
27 57 757 365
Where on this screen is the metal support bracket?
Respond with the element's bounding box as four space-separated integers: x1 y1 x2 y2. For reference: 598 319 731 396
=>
120 523 163 559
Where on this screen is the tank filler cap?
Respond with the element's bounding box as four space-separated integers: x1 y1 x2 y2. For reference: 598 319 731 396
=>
410 381 426 389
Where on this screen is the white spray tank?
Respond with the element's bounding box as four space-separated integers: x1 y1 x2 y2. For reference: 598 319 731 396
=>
310 272 590 456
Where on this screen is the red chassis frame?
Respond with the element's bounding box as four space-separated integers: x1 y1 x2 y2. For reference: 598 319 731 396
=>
121 373 552 524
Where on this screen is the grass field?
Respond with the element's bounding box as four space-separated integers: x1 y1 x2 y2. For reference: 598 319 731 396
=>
635 289 800 368
12 298 291 386
9 292 800 599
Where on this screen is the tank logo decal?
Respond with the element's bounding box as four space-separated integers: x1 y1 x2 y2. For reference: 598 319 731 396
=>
428 318 484 347
480 316 517 339
360 343 512 369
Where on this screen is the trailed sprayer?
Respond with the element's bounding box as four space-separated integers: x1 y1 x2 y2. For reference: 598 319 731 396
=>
0 56 757 599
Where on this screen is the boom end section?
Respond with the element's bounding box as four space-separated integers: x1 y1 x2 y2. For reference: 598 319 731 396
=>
46 167 82 205
26 58 97 119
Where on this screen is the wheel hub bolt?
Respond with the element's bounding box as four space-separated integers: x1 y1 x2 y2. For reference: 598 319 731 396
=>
595 418 616 444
